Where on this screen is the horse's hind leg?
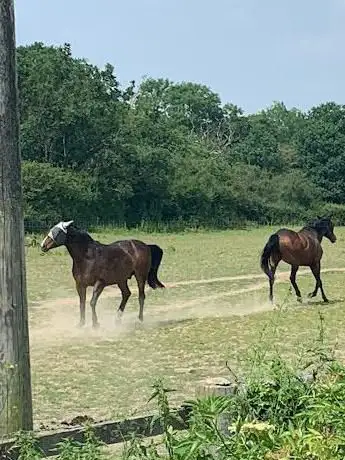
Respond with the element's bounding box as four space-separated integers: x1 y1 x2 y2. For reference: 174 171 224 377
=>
309 262 328 303
90 281 105 328
269 256 280 302
116 280 131 322
269 266 276 302
135 276 146 322
290 265 302 302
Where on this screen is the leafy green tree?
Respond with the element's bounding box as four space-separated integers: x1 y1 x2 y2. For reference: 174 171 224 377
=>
22 161 97 223
261 101 305 144
126 145 173 224
17 42 345 228
18 42 124 168
232 114 282 171
133 78 223 135
296 102 345 203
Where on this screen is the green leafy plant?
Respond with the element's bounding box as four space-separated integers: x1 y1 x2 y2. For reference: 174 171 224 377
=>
14 431 43 460
56 425 104 460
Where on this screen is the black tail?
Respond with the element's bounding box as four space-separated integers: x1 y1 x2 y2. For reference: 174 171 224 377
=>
148 244 165 289
260 233 280 279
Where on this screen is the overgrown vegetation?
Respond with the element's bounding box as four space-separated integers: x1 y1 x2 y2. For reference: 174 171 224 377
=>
13 309 345 459
14 424 104 460
19 42 345 230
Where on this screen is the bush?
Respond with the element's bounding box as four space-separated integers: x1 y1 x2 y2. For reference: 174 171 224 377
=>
22 161 97 225
315 203 345 226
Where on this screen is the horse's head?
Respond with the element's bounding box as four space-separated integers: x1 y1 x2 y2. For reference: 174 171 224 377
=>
40 220 74 252
316 215 336 243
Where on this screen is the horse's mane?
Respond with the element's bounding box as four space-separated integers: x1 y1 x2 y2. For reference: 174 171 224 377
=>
302 217 330 233
302 220 319 231
68 225 95 245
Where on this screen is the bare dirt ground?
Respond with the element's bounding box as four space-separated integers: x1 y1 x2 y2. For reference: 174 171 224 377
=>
30 267 345 348
27 256 345 428
25 226 345 426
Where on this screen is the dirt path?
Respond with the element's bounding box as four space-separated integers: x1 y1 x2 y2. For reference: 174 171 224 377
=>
31 266 345 312
163 267 345 316
33 267 345 310
29 266 345 347
166 267 345 288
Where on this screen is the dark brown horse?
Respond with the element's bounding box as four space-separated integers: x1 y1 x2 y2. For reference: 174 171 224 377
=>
260 216 336 304
40 221 165 328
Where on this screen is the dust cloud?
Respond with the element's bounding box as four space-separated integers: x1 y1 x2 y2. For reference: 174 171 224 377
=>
29 280 276 348
29 266 344 348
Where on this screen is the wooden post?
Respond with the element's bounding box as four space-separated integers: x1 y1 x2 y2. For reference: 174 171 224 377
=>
0 0 33 434
196 377 237 437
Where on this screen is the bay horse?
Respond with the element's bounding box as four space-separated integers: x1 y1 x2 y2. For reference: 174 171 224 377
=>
40 221 165 328
260 216 336 304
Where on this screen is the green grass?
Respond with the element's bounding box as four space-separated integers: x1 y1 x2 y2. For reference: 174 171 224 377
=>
26 225 345 429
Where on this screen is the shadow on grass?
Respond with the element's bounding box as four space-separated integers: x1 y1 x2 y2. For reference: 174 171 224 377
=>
146 317 195 329
305 298 343 306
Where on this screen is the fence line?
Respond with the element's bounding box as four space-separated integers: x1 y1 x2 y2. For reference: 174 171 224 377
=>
0 406 190 459
24 220 125 233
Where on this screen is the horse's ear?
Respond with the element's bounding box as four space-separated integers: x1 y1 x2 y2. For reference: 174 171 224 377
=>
62 220 74 230
317 215 322 220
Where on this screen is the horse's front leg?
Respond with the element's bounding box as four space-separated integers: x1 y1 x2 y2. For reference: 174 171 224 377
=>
309 262 328 303
90 281 105 328
76 282 86 327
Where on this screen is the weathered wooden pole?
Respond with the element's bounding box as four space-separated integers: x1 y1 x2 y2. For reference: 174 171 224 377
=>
0 0 33 434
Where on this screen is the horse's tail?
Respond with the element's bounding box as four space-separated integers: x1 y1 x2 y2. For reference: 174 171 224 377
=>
260 233 280 280
147 244 165 289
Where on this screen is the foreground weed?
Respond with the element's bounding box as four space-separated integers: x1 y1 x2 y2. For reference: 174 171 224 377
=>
57 425 104 460
148 379 180 459
121 435 161 460
14 431 43 460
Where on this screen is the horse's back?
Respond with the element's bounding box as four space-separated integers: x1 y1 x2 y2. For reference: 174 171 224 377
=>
112 239 150 257
276 228 301 246
276 228 321 266
112 239 151 272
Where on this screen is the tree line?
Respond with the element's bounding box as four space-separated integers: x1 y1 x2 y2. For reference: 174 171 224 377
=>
19 42 345 230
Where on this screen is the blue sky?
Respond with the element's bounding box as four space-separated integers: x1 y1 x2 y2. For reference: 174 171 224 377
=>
15 0 345 114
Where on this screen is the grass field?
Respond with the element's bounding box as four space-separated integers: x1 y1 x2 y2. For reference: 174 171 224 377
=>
25 225 345 430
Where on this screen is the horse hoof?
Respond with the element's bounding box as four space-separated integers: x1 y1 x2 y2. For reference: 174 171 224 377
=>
323 298 329 304
135 317 144 328
297 297 303 303
115 312 123 324
92 322 100 329
78 321 85 328
308 292 316 298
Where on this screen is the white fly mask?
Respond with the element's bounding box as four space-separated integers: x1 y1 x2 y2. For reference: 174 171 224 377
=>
41 220 74 249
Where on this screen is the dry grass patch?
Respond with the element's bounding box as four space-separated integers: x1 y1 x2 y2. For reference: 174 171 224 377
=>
25 226 345 428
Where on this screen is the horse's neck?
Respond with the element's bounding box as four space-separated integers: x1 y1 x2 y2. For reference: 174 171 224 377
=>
302 227 323 242
310 227 324 242
65 237 93 264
